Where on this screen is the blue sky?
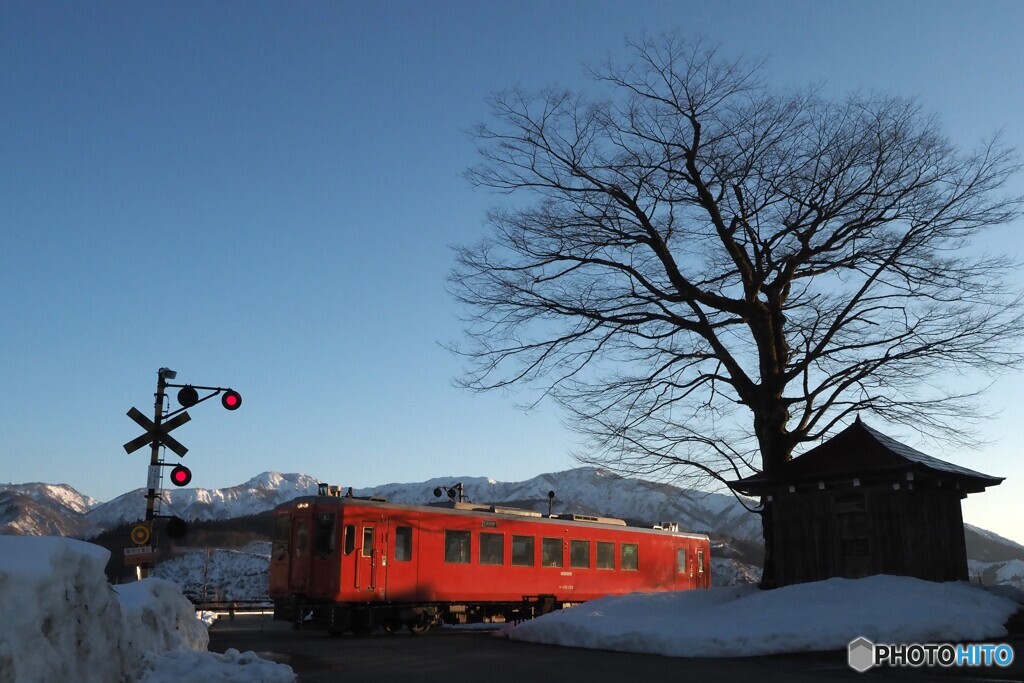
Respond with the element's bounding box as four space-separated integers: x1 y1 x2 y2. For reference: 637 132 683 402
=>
2 1 1023 544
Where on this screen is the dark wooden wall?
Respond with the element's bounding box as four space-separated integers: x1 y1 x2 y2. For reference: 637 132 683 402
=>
771 487 968 586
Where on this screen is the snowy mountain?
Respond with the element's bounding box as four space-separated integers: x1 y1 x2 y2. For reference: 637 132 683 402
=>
7 467 756 543
83 472 321 531
0 481 100 513
347 468 763 542
0 482 102 536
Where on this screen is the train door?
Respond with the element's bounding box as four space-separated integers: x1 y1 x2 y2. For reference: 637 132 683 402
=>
355 520 381 595
675 541 695 590
696 545 708 588
288 507 314 593
384 518 418 600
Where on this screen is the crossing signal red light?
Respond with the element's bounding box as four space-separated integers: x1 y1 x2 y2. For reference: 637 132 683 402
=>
221 389 242 410
170 464 192 487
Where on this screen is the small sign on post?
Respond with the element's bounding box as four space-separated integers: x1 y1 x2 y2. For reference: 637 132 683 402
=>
147 465 161 490
124 546 155 565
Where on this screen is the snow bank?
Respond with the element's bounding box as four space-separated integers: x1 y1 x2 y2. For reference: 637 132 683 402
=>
505 574 1021 658
0 536 294 683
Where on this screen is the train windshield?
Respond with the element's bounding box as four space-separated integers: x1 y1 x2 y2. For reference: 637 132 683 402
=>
315 513 336 556
272 514 291 561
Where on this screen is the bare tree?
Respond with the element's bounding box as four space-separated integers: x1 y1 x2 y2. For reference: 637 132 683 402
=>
449 34 1023 586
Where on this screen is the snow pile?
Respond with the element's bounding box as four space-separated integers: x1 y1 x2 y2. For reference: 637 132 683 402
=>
116 579 210 654
0 536 294 683
505 575 1021 658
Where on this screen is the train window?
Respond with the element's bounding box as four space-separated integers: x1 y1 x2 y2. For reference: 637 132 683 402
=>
541 538 562 567
444 530 471 564
570 540 590 569
596 541 614 570
314 513 336 556
272 515 291 561
294 521 308 559
697 548 704 573
676 548 687 573
621 543 638 571
480 532 504 565
344 525 355 555
395 526 413 562
512 535 535 566
362 527 374 558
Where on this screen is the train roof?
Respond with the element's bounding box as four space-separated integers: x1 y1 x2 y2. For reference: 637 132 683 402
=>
277 493 709 541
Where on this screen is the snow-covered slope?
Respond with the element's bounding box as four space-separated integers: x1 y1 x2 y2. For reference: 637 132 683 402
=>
969 558 1024 592
153 542 272 602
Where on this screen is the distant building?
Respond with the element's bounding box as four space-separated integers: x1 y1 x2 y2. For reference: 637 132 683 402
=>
727 418 1003 586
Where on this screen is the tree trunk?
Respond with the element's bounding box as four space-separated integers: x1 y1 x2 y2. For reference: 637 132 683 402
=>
758 499 778 589
754 402 789 590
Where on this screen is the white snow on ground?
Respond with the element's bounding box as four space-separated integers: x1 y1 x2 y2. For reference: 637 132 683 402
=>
504 575 1022 658
0 536 294 683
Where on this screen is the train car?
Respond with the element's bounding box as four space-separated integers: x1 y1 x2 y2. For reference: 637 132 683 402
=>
268 484 711 634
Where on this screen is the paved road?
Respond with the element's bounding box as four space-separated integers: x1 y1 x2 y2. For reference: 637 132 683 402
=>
208 615 1022 683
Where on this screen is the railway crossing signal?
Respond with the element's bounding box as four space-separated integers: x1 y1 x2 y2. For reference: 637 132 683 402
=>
124 367 242 578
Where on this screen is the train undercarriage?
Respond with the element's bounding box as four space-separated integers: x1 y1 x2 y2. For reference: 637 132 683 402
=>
274 594 562 636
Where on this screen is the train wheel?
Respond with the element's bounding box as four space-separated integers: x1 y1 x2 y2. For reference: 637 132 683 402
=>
352 609 373 636
408 623 431 635
327 607 349 636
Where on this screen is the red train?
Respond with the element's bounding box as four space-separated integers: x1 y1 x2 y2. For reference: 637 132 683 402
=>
269 484 711 634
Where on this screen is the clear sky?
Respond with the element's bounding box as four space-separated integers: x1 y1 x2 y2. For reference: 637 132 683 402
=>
2 1 1023 544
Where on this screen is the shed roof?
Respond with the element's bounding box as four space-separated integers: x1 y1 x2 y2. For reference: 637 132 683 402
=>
728 417 1003 496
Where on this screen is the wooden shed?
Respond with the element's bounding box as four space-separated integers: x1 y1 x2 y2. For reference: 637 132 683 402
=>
728 418 1003 586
